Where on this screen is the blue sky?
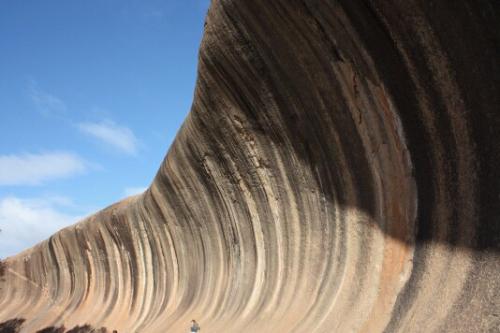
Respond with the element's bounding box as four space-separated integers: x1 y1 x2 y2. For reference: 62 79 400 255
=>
0 0 210 258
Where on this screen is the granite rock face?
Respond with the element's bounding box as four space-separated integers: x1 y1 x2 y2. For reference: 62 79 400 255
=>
1 1 499 332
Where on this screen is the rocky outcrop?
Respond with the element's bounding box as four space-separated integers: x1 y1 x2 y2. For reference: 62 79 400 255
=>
1 1 499 332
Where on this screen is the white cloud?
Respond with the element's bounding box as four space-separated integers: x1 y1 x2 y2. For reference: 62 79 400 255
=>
78 120 139 155
0 152 87 186
0 196 85 258
29 84 67 116
124 186 147 197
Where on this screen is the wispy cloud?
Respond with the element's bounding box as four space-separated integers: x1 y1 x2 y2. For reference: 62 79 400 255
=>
78 120 139 155
0 196 85 258
0 152 87 186
124 186 147 197
29 82 67 116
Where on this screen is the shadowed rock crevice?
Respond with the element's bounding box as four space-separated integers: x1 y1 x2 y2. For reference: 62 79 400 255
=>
0 0 499 332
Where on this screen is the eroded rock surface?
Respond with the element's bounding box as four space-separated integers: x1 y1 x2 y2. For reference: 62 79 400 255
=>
1 1 499 332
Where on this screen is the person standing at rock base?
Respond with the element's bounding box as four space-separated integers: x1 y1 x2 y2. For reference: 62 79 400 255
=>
190 319 200 333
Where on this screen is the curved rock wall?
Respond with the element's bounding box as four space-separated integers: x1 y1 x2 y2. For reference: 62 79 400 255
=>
1 1 499 332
